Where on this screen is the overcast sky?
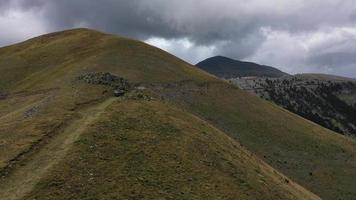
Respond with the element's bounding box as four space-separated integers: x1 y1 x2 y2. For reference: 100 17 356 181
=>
1 0 356 77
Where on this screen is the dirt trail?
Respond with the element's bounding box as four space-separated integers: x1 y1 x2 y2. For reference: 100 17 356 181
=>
0 97 117 200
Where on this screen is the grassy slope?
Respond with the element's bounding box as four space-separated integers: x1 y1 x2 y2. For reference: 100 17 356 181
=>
25 100 318 200
0 29 354 199
0 28 213 169
157 81 356 200
0 97 118 200
161 83 356 199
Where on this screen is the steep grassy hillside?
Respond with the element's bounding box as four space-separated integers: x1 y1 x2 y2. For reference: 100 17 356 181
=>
196 56 288 78
156 81 356 200
0 29 354 200
17 100 317 200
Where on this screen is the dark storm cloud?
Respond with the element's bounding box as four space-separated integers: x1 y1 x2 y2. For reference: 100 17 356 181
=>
35 0 263 45
33 0 200 41
2 0 356 76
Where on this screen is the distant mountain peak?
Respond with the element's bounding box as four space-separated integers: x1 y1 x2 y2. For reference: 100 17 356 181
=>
196 56 288 78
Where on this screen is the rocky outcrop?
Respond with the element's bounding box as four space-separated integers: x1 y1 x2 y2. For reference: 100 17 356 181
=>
230 76 356 137
78 72 131 96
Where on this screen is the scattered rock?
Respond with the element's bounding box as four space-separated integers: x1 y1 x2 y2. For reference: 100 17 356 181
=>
136 86 146 90
78 72 130 88
23 96 53 119
114 89 126 97
78 72 131 96
77 72 155 100
24 105 40 119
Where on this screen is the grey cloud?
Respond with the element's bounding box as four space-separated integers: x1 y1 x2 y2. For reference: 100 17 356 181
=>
308 51 356 69
0 0 43 11
8 0 356 45
0 0 13 12
31 0 283 62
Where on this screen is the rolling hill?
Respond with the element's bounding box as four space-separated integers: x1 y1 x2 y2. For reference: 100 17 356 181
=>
196 56 288 78
0 29 355 200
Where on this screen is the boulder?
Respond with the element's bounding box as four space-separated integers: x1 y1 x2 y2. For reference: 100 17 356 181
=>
114 89 126 97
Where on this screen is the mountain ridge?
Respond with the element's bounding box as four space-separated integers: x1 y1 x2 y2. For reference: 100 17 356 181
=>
196 56 288 78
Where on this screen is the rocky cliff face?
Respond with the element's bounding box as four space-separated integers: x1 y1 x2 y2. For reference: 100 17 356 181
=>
230 75 356 137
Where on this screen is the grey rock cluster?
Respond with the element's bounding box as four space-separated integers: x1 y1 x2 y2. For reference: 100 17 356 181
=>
78 72 131 96
24 105 40 119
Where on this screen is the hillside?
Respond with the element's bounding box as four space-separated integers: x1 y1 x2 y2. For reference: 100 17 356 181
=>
0 29 355 200
20 100 320 200
230 74 356 137
196 56 288 78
